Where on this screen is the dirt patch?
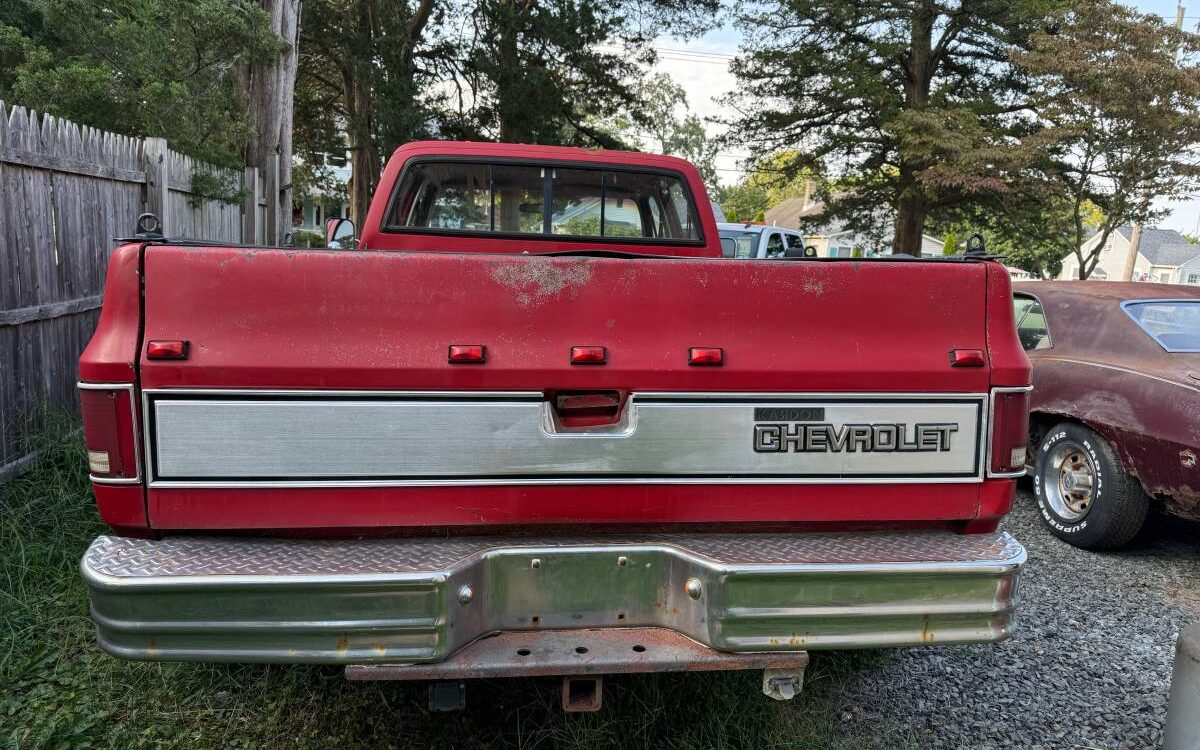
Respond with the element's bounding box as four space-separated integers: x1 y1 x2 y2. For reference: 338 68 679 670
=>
491 259 594 307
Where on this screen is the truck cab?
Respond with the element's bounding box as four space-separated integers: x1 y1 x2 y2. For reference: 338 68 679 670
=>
717 222 809 259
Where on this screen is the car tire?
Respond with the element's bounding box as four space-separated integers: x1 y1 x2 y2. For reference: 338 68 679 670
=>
1032 422 1149 550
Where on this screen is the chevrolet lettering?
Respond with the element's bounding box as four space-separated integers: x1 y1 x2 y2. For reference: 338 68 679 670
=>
754 422 959 453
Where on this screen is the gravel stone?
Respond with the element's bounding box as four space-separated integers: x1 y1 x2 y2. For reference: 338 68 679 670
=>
838 490 1200 749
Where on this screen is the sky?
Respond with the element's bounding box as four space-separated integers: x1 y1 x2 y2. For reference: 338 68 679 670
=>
650 0 1200 235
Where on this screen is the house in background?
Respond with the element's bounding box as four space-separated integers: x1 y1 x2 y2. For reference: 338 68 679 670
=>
1059 226 1200 285
764 195 945 258
292 156 351 242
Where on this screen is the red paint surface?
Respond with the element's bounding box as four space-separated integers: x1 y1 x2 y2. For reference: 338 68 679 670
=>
79 143 1031 535
147 483 989 531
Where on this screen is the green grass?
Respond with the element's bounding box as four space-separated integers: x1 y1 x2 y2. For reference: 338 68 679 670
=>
1 421 917 750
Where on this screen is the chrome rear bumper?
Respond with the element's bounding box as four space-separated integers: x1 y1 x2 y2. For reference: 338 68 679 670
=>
82 530 1024 664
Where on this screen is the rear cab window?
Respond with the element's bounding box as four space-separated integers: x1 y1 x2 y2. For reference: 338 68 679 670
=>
1122 300 1200 352
385 160 701 244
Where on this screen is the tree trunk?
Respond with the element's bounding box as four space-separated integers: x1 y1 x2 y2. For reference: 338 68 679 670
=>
893 0 937 256
242 0 302 244
345 0 380 225
496 4 522 142
894 185 928 255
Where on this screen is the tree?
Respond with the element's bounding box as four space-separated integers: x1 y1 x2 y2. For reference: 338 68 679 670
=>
718 150 815 222
297 0 441 222
725 0 1056 254
0 0 277 169
638 74 720 190
241 0 302 239
1015 0 1200 279
461 0 649 148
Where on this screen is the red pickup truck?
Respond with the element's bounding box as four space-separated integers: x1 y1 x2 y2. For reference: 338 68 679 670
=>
78 142 1029 707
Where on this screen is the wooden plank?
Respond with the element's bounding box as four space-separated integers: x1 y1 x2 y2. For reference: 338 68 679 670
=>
0 295 102 327
0 146 146 183
143 137 170 236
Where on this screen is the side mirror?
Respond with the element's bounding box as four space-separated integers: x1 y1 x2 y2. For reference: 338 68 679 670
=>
720 237 737 258
325 217 356 249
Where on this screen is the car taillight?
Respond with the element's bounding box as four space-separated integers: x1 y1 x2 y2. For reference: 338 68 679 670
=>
79 385 139 481
990 387 1031 476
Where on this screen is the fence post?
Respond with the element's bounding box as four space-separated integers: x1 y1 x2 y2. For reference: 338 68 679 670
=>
143 137 170 237
242 166 260 245
265 153 280 245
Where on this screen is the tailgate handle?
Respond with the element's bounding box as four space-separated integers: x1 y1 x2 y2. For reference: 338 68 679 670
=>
548 390 628 430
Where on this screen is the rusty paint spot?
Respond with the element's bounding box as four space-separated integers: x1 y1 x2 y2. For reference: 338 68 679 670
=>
146 636 159 655
371 642 387 656
921 615 934 643
335 636 349 653
490 259 593 308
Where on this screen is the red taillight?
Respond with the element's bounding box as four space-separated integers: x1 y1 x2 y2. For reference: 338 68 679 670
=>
950 349 986 367
448 344 486 364
79 385 139 480
147 340 189 360
570 346 607 365
990 388 1032 475
688 347 724 366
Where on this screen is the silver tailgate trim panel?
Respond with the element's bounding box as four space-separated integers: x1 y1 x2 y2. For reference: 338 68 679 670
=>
142 389 989 487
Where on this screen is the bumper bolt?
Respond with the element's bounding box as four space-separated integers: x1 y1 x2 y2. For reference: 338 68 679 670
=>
617 556 628 567
531 558 541 569
685 578 703 600
457 585 474 605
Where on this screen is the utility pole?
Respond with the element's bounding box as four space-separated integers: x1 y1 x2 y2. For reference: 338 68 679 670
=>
1122 1 1186 281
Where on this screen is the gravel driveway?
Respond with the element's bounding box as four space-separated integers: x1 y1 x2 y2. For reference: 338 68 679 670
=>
838 489 1200 750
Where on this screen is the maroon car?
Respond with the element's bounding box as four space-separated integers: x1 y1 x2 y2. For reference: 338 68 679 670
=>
1012 281 1200 549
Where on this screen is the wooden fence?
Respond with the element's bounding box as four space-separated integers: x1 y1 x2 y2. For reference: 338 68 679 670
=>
0 101 283 479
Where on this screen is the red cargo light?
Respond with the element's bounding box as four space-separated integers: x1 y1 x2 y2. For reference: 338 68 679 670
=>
147 340 189 360
990 387 1032 476
79 385 139 481
949 349 986 367
448 344 486 364
570 346 607 365
688 347 724 366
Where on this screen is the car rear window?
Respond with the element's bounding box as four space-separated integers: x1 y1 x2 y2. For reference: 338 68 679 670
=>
386 161 700 242
719 230 759 258
1123 300 1200 352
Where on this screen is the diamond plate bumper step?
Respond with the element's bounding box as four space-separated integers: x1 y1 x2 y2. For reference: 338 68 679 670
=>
82 530 1025 665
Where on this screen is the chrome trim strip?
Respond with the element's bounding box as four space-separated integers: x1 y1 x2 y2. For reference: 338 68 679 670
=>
986 385 1034 479
1120 299 1200 353
1032 358 1200 394
78 381 142 485
140 388 990 488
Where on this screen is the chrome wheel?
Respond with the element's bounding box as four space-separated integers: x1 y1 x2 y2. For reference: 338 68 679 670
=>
1044 441 1096 521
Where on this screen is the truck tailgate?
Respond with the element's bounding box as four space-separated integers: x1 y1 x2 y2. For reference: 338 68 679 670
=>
139 246 998 530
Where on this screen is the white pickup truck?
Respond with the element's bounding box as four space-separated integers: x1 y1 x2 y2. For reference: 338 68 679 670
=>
717 222 813 259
